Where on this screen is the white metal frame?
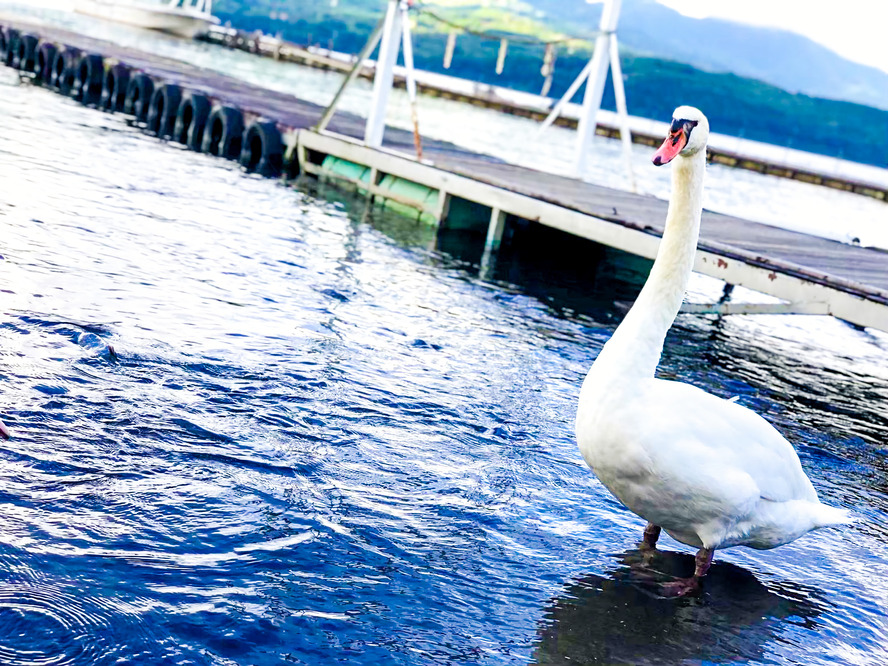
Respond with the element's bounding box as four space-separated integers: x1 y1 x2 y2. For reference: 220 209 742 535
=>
365 0 404 148
316 16 386 133
361 0 422 158
573 0 623 178
536 0 633 186
399 0 423 159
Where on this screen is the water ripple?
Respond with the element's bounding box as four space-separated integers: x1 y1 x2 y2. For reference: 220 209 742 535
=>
0 581 158 666
0 51 886 666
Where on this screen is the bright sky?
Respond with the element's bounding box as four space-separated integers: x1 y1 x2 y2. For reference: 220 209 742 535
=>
656 0 888 74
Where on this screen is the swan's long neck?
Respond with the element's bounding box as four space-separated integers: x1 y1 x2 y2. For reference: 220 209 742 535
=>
593 150 706 381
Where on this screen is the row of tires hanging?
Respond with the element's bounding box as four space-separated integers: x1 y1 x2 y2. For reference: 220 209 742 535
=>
0 26 287 178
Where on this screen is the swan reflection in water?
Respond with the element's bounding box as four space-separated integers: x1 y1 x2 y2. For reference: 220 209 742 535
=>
531 549 825 665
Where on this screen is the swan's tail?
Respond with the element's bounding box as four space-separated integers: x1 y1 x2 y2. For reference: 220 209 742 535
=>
813 503 854 529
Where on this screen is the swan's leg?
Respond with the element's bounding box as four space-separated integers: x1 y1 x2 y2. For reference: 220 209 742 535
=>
641 523 661 549
694 547 714 577
659 547 714 597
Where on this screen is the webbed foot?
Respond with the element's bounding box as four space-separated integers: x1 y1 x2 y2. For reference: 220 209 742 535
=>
658 576 702 597
658 547 713 597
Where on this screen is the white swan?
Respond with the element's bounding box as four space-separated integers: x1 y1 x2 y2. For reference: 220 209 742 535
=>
575 106 851 595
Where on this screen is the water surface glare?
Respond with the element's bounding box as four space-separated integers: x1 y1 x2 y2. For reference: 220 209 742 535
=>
1 69 888 665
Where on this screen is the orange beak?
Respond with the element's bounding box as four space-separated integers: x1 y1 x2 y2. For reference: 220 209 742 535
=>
652 128 688 166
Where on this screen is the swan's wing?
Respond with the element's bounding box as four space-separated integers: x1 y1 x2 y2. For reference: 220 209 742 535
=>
577 376 820 544
640 379 817 505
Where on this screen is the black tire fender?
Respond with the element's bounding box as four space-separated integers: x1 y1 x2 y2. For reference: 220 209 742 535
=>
3 28 20 67
101 62 131 112
34 41 57 83
123 73 155 123
201 105 244 159
74 53 105 105
239 120 284 177
14 33 38 72
173 91 211 150
50 46 81 95
146 83 183 138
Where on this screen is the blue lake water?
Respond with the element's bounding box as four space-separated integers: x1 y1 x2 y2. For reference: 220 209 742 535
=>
1 43 888 666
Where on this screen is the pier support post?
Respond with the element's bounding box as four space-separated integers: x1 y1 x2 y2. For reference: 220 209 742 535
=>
572 0 623 179
435 191 451 224
282 132 299 180
365 0 403 148
480 208 507 277
366 166 382 202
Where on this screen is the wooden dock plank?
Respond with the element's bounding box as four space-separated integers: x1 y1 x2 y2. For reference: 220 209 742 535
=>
427 155 888 294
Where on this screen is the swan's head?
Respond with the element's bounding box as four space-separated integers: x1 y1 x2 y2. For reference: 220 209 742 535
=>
652 106 709 166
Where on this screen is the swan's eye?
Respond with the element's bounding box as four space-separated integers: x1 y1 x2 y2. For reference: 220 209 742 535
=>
670 118 699 133
669 118 699 147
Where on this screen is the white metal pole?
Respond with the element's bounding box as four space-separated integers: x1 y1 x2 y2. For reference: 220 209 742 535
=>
400 2 417 104
496 39 508 74
400 1 423 160
536 58 592 137
365 0 403 148
443 31 456 68
608 34 636 192
572 0 622 179
316 15 386 132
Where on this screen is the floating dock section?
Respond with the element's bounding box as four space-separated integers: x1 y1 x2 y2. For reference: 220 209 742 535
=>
2 18 887 333
200 26 888 202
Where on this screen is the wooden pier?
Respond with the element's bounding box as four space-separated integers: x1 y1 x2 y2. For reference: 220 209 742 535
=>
2 17 887 333
199 26 888 203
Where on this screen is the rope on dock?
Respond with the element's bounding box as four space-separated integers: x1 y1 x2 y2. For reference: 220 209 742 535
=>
410 1 602 47
406 2 608 91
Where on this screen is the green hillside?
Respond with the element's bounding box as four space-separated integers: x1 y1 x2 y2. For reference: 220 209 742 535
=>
213 0 888 168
